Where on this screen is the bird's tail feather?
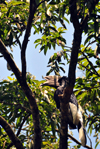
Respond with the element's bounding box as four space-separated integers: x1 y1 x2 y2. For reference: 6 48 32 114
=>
79 127 87 147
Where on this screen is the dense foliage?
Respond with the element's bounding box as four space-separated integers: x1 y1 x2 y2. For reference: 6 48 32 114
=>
0 0 100 149
0 75 60 148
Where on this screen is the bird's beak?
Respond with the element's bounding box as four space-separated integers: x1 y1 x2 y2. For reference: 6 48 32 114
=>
41 75 61 88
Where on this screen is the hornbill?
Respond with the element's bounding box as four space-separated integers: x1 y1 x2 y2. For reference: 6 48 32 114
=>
42 75 87 147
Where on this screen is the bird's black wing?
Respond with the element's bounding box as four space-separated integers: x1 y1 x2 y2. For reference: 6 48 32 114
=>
54 86 63 109
70 93 78 108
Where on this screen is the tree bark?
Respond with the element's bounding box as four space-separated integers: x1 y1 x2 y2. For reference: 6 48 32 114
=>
59 0 99 148
0 116 24 149
59 87 73 149
59 1 82 148
21 0 37 80
0 39 42 149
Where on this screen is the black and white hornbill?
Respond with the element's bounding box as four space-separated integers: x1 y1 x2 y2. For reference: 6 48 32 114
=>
42 75 87 147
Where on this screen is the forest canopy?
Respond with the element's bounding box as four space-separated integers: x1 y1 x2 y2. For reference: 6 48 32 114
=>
0 0 100 149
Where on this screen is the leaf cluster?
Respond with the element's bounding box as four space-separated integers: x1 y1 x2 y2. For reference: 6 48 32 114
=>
75 44 100 148
0 75 60 148
46 51 69 76
0 0 29 47
0 0 100 148
33 0 69 55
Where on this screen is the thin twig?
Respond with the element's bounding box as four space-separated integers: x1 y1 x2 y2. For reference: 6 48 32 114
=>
7 113 31 149
13 34 22 49
86 40 96 49
55 128 92 149
78 62 93 74
85 130 92 149
68 134 93 149
37 0 47 7
17 113 31 136
3 140 6 149
81 51 100 77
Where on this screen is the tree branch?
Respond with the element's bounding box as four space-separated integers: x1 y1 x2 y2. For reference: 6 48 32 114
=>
81 0 99 30
63 1 99 148
59 87 73 149
59 1 83 148
3 140 6 149
0 39 22 80
55 128 92 149
78 62 93 74
7 113 31 149
69 0 82 86
81 51 100 77
68 134 93 149
21 0 37 80
0 39 42 149
17 114 31 136
0 116 24 149
69 0 80 32
68 0 99 86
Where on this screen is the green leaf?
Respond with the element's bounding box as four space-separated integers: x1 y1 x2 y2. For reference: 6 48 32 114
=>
84 34 95 45
95 142 99 149
33 25 40 34
48 53 57 64
51 42 56 50
59 67 65 73
16 116 21 128
34 38 41 44
44 45 48 55
51 120 55 136
63 17 69 24
10 1 25 6
39 45 45 53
